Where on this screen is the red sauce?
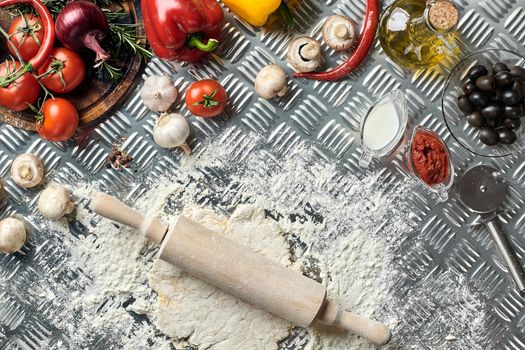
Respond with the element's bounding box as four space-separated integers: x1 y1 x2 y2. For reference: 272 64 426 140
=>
411 129 450 186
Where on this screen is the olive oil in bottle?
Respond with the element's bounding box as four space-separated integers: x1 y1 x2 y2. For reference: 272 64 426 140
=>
379 0 460 70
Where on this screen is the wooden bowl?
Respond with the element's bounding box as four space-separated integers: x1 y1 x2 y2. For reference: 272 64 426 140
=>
0 0 143 131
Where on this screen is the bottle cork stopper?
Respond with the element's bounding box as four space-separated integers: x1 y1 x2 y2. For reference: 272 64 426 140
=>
428 0 459 32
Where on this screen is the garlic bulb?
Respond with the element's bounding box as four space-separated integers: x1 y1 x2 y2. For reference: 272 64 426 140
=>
153 113 191 154
0 217 26 254
11 153 45 189
140 75 178 112
38 183 75 220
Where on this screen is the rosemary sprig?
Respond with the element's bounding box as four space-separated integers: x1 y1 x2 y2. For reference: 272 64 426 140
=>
98 61 123 81
108 22 152 59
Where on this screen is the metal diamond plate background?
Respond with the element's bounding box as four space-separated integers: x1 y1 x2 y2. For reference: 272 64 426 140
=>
1 0 525 349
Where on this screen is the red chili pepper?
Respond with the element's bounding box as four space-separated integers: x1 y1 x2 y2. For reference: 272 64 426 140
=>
141 0 224 62
293 0 378 81
0 0 55 70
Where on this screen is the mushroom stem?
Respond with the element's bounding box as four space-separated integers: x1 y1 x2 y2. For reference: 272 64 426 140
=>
19 165 32 180
180 142 192 155
301 43 320 60
334 24 349 39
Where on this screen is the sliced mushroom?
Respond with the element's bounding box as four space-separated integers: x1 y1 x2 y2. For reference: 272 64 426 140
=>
287 36 323 73
255 64 288 100
10 153 44 189
322 15 356 51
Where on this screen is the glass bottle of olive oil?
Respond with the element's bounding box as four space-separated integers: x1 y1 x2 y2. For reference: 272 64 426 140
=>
379 0 460 70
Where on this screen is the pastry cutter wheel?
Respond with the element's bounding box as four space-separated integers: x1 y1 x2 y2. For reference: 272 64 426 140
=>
458 164 525 294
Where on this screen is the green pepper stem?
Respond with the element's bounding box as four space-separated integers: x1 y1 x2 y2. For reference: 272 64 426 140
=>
187 34 219 52
278 1 294 29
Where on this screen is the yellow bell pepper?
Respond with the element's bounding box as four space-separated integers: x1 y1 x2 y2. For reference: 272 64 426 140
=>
222 0 293 27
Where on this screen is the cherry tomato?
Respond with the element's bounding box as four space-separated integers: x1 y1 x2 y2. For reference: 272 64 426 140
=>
7 14 44 62
38 47 86 94
0 61 40 111
37 98 79 142
185 79 227 117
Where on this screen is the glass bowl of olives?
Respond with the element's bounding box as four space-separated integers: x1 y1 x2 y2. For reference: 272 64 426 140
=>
442 48 525 157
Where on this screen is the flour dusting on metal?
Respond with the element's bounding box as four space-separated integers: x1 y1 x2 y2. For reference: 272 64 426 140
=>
1 0 525 349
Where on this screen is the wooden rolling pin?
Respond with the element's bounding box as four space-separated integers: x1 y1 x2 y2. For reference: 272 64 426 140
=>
91 193 392 345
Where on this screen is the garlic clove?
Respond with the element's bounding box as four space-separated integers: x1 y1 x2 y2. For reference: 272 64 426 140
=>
11 153 45 189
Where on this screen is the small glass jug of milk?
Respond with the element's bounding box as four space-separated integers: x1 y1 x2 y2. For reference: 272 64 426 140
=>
359 90 409 167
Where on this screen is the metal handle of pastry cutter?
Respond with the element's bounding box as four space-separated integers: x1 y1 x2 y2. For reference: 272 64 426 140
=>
459 164 525 295
486 219 525 293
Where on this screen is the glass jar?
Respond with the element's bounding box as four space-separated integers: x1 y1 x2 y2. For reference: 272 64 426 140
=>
379 0 460 70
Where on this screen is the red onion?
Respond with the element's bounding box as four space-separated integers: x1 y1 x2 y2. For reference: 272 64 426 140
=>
55 1 110 66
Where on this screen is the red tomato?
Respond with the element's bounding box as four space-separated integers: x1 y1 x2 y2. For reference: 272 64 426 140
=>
185 79 227 117
37 98 79 142
0 61 40 111
38 47 86 94
7 14 44 62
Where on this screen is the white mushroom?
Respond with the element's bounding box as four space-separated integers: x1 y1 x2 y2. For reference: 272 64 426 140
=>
287 36 324 73
255 64 288 100
153 113 192 154
38 183 75 220
322 15 356 51
0 218 26 254
11 153 44 189
140 75 178 112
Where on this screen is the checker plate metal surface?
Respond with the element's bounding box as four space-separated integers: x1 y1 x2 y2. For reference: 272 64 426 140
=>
1 0 525 349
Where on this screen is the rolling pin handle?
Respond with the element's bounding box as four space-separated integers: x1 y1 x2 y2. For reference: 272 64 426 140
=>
316 299 391 346
90 192 168 244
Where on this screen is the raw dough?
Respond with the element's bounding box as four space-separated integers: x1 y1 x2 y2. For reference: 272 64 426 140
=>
149 205 292 350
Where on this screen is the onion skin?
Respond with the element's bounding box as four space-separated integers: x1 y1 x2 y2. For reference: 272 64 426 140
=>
55 1 110 65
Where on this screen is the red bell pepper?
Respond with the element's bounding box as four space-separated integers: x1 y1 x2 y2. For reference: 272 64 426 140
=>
141 0 224 62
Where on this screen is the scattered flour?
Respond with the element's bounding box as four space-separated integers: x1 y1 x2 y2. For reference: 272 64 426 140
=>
149 205 291 350
30 127 491 350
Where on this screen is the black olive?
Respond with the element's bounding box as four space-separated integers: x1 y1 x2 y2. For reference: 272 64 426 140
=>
511 79 525 98
457 94 476 113
504 104 524 119
463 81 477 95
499 129 517 144
479 128 499 145
490 89 503 102
502 117 521 130
510 66 525 81
469 91 490 108
502 89 521 105
485 118 499 128
495 71 514 88
481 104 503 119
468 65 488 82
493 62 510 74
467 111 485 127
476 75 496 91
